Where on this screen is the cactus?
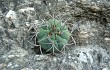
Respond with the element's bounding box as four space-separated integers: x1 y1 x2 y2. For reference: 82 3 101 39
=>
37 19 71 53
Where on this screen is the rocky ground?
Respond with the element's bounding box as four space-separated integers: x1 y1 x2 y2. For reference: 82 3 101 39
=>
0 0 110 70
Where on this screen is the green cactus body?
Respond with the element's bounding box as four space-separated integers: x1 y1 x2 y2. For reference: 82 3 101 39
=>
37 19 71 53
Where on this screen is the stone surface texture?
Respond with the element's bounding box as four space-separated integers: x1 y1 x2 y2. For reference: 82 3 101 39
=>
0 0 110 70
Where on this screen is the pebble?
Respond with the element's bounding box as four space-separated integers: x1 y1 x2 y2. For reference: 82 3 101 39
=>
6 10 17 20
102 68 108 70
21 68 34 70
0 63 7 69
19 7 35 13
7 62 12 67
104 37 110 41
34 55 48 61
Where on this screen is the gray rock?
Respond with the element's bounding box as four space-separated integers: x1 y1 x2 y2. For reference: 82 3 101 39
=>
0 0 110 70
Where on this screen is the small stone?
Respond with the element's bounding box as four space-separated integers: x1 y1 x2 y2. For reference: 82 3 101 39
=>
6 10 20 28
78 53 87 63
102 68 108 70
34 55 48 61
70 63 76 69
26 22 30 27
6 10 17 20
68 55 71 59
0 63 7 69
91 4 101 12
104 37 110 41
80 31 88 34
58 0 64 1
79 31 89 38
79 0 86 3
19 7 35 13
21 68 34 70
7 62 12 67
14 64 19 67
8 55 15 58
35 0 41 4
53 58 57 62
34 20 39 25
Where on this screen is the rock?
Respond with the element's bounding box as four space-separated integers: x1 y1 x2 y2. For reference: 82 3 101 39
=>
18 7 35 13
104 37 110 41
6 10 16 20
6 10 19 28
91 4 101 12
78 52 88 63
0 0 110 70
0 63 7 70
34 55 48 61
2 46 27 59
102 68 108 70
21 68 35 70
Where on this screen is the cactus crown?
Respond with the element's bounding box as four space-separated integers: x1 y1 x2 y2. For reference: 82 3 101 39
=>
37 19 71 53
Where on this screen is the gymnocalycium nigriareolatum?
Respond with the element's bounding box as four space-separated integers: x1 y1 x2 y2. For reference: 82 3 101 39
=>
37 18 71 53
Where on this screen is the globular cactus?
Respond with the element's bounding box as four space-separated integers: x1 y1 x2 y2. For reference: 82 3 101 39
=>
37 19 71 53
